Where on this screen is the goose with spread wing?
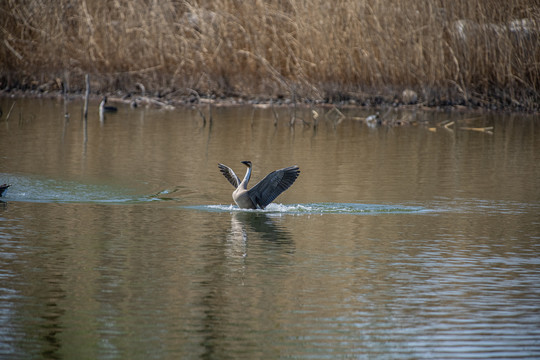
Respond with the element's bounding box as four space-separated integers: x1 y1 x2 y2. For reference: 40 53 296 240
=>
218 161 300 209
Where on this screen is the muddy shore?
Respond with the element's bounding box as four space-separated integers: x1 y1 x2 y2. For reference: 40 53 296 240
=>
0 87 536 114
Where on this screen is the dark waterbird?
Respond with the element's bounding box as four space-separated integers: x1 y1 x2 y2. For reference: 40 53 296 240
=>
0 184 11 197
99 96 118 113
218 161 300 209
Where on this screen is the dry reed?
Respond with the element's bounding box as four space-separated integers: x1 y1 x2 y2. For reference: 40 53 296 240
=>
1 0 538 110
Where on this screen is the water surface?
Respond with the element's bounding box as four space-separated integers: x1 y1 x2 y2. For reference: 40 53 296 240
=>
1 98 539 359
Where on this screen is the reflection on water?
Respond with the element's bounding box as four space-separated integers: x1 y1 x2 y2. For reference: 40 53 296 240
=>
0 98 539 358
229 211 293 245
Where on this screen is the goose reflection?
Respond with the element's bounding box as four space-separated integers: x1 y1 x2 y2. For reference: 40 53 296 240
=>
226 212 249 259
226 211 294 259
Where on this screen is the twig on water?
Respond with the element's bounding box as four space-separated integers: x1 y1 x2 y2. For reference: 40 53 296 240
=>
188 88 206 126
250 107 255 126
460 126 493 134
443 121 454 129
270 100 279 127
326 106 345 126
188 89 212 123
311 109 320 128
289 91 297 127
83 74 90 120
5 102 16 121
196 107 207 126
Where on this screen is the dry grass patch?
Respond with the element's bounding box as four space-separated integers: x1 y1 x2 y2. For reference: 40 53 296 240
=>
1 0 538 109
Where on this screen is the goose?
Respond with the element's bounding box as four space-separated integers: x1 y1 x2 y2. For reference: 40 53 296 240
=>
218 161 300 209
0 184 10 197
365 111 381 127
99 96 118 113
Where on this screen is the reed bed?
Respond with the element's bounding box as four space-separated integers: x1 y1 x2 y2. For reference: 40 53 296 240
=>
1 0 538 110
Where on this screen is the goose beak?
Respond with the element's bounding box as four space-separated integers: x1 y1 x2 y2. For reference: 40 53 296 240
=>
241 161 252 167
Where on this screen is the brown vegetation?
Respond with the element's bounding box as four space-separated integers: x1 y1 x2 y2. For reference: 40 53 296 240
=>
1 0 539 110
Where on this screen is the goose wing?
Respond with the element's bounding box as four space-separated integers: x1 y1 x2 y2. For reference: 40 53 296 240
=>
218 163 241 188
248 166 300 209
0 184 10 197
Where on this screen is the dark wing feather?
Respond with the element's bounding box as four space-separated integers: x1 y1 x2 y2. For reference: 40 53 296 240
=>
248 166 300 209
0 184 10 197
218 163 241 188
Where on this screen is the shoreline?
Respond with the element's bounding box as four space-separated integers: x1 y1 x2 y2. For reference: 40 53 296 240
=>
2 1 538 115
0 88 535 115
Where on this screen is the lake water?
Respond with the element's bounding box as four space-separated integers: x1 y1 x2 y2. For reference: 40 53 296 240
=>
1 97 539 359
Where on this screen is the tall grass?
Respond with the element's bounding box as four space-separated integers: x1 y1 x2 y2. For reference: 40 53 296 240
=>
1 0 538 109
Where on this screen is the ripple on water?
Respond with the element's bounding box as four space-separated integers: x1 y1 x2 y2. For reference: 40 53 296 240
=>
0 174 146 204
186 202 426 215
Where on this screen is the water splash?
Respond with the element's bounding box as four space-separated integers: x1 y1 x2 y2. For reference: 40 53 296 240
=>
187 202 425 215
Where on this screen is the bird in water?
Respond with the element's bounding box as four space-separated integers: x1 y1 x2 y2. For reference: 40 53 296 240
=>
365 111 381 127
99 96 118 113
218 161 300 209
0 184 11 197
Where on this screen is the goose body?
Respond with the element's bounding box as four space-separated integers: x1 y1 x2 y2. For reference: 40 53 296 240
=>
99 96 118 113
218 161 300 209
